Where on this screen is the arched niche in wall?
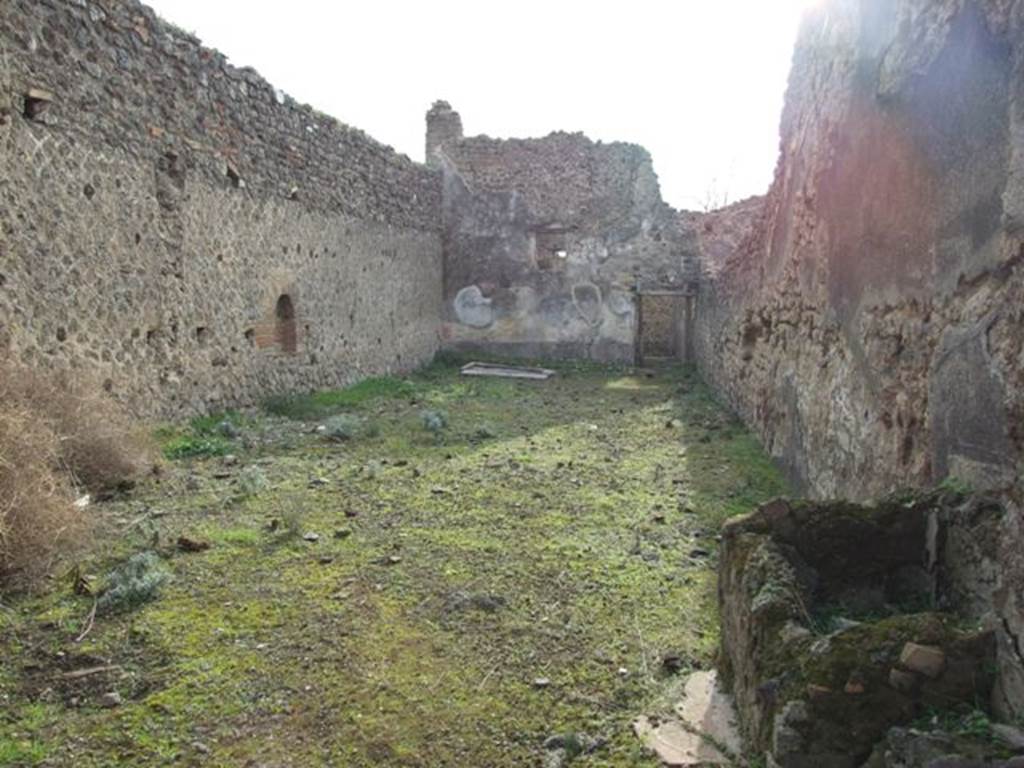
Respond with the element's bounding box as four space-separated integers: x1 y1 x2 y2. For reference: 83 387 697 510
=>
274 294 298 355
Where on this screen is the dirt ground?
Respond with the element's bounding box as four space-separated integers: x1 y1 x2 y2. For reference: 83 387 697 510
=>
0 361 787 767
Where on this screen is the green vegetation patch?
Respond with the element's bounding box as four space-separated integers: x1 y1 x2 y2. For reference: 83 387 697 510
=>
263 376 418 420
1 363 789 767
156 410 250 460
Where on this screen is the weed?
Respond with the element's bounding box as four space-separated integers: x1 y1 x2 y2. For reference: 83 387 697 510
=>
97 551 170 614
938 476 974 497
473 424 498 441
1 362 154 500
421 409 449 443
237 466 269 497
323 414 367 442
0 737 46 765
958 709 994 740
913 706 995 742
159 410 243 460
162 435 232 460
187 410 247 442
278 494 307 538
264 377 417 421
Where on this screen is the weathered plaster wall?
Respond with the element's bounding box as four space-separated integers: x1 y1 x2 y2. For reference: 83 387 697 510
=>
431 103 697 363
693 0 1024 717
0 0 442 418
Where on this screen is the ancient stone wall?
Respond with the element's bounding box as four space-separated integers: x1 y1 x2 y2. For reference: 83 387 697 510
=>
433 104 698 363
693 0 1024 717
0 0 443 418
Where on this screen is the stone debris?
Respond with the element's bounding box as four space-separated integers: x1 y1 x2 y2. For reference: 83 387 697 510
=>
98 691 123 708
993 723 1024 751
176 536 211 553
899 643 946 679
633 717 730 767
634 671 741 767
888 667 918 693
541 733 604 768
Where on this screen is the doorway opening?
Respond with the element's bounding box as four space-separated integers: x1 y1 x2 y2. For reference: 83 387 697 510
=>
636 290 689 366
275 294 298 355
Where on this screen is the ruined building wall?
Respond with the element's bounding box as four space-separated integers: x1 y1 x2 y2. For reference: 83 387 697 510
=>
0 0 443 418
693 0 1024 716
430 103 698 363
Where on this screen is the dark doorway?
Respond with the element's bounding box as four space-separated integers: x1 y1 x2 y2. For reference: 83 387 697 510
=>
637 292 683 365
275 294 298 355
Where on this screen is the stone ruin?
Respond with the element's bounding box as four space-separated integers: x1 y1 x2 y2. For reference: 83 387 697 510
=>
719 492 1002 767
427 100 697 364
3 0 1024 764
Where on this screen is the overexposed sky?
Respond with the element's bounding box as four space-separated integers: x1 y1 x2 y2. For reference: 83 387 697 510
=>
144 0 815 211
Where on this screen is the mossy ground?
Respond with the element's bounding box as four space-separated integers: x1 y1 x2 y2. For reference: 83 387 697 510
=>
0 362 787 767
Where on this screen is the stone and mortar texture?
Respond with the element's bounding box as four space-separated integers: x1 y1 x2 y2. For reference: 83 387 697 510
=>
4 0 1024 748
429 101 699 364
689 0 1024 723
717 493 1007 767
0 0 443 418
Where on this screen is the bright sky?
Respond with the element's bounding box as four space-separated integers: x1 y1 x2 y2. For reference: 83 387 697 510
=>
144 1 813 211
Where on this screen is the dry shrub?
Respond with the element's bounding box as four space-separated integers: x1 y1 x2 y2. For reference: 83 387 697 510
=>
47 374 155 494
3 365 155 495
0 394 80 588
0 362 156 589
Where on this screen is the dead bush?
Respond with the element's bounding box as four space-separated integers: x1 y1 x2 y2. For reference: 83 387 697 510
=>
0 397 80 588
2 365 155 495
0 362 156 589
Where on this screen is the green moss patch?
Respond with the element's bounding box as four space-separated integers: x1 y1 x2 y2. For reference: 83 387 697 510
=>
0 364 787 767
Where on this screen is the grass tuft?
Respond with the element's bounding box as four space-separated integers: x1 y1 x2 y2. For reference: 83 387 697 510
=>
237 466 269 497
97 551 170 614
324 414 361 442
162 435 232 460
264 377 417 421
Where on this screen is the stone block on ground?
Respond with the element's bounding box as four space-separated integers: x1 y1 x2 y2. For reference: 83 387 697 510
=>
634 670 742 767
899 643 946 679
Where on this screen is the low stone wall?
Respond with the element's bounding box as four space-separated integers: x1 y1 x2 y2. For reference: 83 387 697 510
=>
718 493 1002 767
0 0 443 418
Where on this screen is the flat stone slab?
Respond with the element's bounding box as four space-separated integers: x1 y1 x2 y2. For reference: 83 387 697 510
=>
633 671 742 767
459 361 555 380
675 670 743 754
